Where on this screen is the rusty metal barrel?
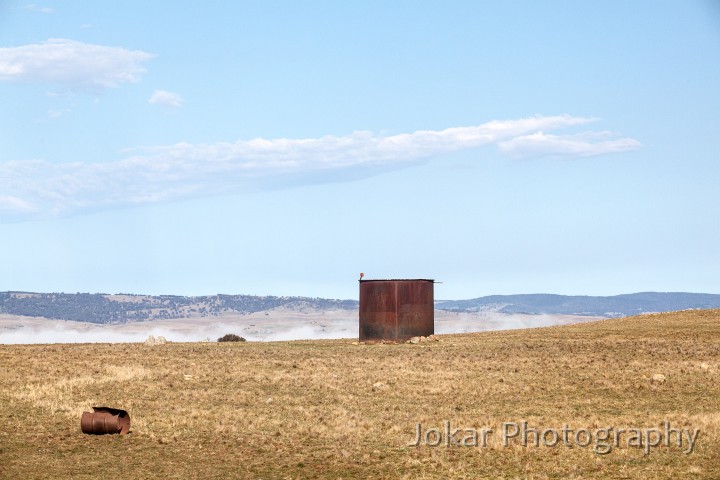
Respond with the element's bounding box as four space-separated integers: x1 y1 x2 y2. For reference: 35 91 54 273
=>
359 279 434 342
80 407 130 435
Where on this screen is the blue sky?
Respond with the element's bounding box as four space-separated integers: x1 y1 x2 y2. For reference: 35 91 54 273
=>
1 1 718 300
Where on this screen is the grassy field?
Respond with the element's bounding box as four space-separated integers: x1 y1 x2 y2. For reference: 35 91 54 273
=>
1 309 719 479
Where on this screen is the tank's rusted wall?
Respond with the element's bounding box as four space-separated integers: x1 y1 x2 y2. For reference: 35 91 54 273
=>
359 279 434 341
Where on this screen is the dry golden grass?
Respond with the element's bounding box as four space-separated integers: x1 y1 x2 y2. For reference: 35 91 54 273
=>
1 309 719 479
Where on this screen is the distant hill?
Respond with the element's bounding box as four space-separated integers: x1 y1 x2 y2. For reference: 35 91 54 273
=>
0 292 357 324
434 292 720 318
2 291 719 324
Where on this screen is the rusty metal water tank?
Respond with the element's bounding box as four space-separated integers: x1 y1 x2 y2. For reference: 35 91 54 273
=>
359 279 434 341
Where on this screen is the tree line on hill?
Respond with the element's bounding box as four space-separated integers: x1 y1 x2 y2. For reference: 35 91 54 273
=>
434 292 720 317
0 292 358 324
2 290 719 324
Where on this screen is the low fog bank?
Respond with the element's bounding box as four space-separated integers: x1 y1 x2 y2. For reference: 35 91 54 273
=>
0 311 603 345
434 312 602 334
0 325 199 344
0 322 357 344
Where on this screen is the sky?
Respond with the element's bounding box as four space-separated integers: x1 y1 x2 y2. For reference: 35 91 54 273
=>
1 1 719 301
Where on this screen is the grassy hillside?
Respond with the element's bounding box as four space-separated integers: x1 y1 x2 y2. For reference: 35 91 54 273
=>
1 309 719 479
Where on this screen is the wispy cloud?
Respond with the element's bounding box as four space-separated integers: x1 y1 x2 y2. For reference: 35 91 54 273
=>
0 115 640 221
148 90 184 108
45 107 74 120
498 130 642 158
23 4 54 14
0 38 154 92
0 194 37 213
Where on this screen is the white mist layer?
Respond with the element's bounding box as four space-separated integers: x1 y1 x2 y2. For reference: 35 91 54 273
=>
0 311 602 344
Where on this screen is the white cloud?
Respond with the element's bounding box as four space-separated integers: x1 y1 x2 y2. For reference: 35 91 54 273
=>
0 194 37 213
23 4 54 14
148 90 184 108
46 108 74 119
498 130 642 158
0 115 641 221
0 38 154 92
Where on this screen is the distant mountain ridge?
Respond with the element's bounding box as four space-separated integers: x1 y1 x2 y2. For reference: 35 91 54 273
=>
0 292 357 324
1 291 719 324
434 292 720 318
